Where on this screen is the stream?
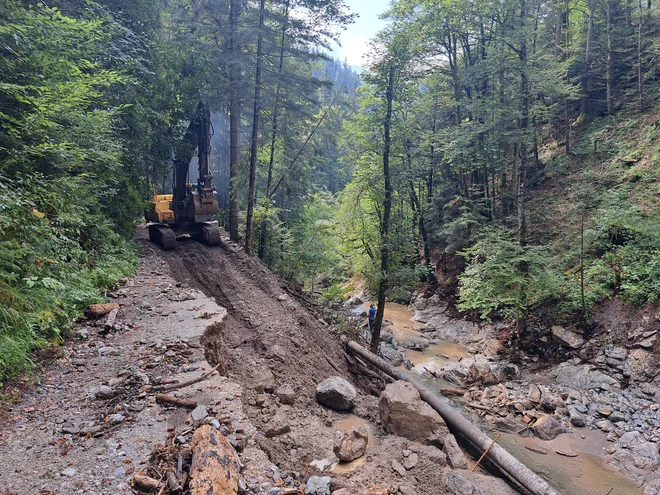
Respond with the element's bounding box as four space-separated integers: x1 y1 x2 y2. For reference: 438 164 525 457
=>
363 302 644 495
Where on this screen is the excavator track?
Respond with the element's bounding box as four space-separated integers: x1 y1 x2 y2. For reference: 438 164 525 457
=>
148 224 176 250
200 225 221 246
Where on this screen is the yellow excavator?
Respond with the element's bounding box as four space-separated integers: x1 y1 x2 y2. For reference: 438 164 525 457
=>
145 102 220 250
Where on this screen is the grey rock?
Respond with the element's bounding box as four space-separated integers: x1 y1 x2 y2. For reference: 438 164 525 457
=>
403 452 418 470
380 345 405 366
553 363 620 391
347 295 363 306
191 405 208 423
391 459 407 477
644 479 660 495
94 385 115 399
71 358 87 367
61 468 77 477
443 470 518 495
304 476 331 495
380 331 394 343
401 336 429 351
607 431 660 485
97 346 118 356
444 434 468 469
605 346 628 361
275 384 296 405
107 414 125 425
551 325 585 349
61 424 80 435
316 376 357 411
568 406 586 427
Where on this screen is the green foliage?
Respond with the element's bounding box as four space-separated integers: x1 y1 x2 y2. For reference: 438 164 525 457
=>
0 178 136 383
0 2 143 382
458 229 561 321
320 283 350 306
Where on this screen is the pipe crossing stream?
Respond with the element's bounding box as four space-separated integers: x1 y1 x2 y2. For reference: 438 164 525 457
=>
346 339 562 495
347 303 645 495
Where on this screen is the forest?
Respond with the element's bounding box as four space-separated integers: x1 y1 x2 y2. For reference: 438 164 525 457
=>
1 0 659 382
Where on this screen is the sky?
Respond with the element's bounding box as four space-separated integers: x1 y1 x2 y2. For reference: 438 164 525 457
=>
334 0 390 68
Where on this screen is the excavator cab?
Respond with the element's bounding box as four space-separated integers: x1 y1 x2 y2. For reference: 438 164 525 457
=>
145 102 220 250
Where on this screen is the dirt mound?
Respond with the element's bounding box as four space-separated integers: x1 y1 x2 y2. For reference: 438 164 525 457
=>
152 230 357 473
154 233 349 390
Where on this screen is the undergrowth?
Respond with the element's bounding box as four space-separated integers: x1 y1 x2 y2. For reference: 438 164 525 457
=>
0 177 137 386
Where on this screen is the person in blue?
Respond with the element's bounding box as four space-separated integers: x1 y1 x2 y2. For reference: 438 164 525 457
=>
367 304 376 332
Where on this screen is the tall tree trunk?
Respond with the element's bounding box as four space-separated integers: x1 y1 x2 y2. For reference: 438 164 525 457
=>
517 0 530 335
409 181 432 275
606 0 614 115
581 0 595 116
228 0 240 242
637 0 643 109
245 0 266 255
370 67 395 354
258 0 290 260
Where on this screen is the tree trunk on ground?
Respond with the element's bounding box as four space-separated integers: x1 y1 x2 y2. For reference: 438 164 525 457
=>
228 0 240 242
245 0 266 255
370 67 395 354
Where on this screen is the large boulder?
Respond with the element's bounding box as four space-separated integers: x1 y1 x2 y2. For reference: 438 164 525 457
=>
645 479 660 495
306 476 332 495
333 425 369 462
379 381 449 445
606 431 660 485
401 336 429 351
316 377 357 411
443 470 519 495
380 345 404 366
551 325 585 349
552 363 620 391
531 414 566 440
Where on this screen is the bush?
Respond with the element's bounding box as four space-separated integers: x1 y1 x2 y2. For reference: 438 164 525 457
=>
458 228 561 321
0 178 137 385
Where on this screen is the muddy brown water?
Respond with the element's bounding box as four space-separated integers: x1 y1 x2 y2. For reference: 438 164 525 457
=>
372 302 644 495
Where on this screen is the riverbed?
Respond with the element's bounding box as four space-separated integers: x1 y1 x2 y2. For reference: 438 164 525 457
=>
374 302 645 495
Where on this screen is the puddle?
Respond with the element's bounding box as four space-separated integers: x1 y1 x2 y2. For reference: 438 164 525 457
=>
332 414 375 474
499 433 644 495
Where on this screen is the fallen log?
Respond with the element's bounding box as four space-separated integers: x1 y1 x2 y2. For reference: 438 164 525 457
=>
346 340 561 495
85 303 120 319
156 394 198 409
189 425 241 495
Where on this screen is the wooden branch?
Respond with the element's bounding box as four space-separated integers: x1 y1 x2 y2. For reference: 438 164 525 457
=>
166 470 183 492
156 394 198 408
152 363 222 392
132 474 161 490
472 432 501 472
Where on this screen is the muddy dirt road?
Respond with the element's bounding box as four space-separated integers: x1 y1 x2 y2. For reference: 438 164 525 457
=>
4 227 514 495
